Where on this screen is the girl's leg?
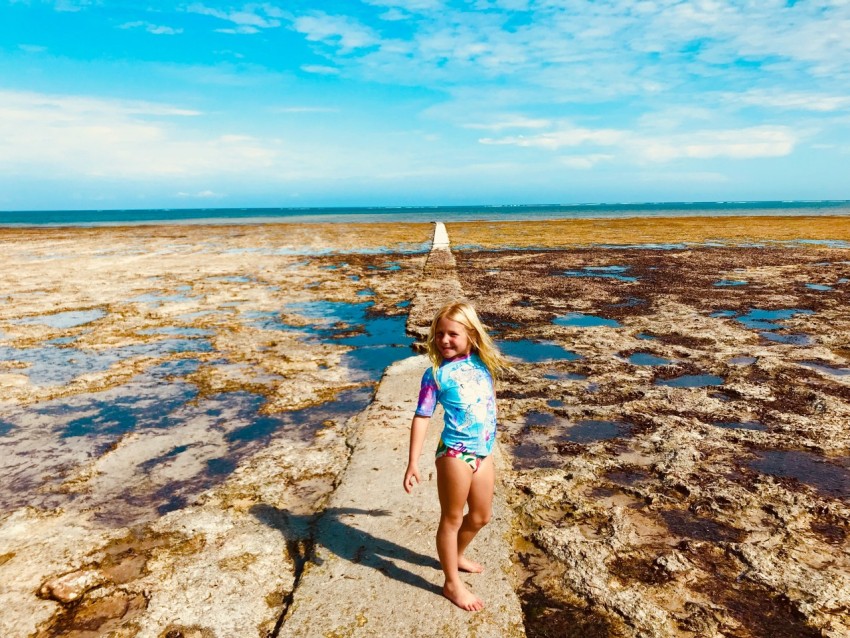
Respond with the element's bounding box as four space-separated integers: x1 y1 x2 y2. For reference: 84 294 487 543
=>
457 454 494 573
435 456 483 611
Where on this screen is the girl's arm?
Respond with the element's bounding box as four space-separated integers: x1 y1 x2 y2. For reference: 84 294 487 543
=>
403 415 430 493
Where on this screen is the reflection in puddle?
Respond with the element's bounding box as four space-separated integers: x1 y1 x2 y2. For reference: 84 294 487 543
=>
797 360 850 376
761 332 811 345
14 308 107 329
554 313 621 328
728 356 758 365
735 308 814 330
287 300 414 378
627 352 672 366
714 280 748 287
656 374 724 388
563 265 637 282
500 339 582 362
0 338 213 386
561 419 631 444
805 284 833 291
749 450 850 501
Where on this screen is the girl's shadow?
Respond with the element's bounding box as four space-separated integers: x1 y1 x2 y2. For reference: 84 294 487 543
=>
252 504 442 595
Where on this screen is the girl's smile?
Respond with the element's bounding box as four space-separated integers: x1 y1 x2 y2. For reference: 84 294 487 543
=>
435 317 472 360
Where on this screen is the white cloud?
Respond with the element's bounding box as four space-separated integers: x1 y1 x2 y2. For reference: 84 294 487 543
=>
560 154 614 169
362 0 443 11
119 21 183 36
292 13 379 53
480 127 626 149
480 122 797 162
186 3 284 33
464 115 552 131
0 90 280 178
300 64 340 75
728 90 850 113
177 190 224 198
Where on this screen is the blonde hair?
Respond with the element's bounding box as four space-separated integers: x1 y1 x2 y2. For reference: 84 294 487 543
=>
426 300 510 382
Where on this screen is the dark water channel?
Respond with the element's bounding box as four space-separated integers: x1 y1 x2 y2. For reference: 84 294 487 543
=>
749 450 850 501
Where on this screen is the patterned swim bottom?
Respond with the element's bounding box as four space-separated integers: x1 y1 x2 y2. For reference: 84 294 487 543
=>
435 439 486 473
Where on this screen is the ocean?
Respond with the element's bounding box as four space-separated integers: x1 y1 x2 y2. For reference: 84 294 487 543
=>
2 200 850 227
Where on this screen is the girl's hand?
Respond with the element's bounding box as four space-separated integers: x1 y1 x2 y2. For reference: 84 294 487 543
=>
403 463 420 493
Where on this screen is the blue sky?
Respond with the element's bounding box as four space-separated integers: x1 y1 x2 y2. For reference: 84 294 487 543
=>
2 0 849 210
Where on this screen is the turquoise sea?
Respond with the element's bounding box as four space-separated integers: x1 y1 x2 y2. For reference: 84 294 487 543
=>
2 200 850 227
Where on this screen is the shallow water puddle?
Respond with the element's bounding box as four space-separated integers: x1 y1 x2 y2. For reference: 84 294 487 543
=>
797 360 850 376
805 283 833 291
728 356 758 365
560 419 632 443
500 339 582 362
287 300 414 377
627 352 672 366
656 374 724 388
714 279 748 287
711 307 814 344
749 450 850 501
13 308 107 329
563 265 637 282
0 338 213 386
553 313 622 328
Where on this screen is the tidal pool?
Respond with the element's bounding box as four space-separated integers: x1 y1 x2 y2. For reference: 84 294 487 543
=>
563 265 637 282
13 308 107 329
500 339 582 363
749 450 850 501
560 419 632 444
627 352 672 366
656 374 724 388
553 313 622 328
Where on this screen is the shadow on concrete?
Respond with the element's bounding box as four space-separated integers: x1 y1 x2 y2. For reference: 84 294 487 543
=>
252 504 442 596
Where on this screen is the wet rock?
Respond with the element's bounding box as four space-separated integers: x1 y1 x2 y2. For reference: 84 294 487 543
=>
39 568 108 603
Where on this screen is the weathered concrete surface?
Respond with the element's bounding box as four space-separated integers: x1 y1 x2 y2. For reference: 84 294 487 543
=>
406 222 466 346
279 355 526 637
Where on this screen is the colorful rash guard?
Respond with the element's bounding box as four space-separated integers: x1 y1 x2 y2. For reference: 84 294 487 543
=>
415 353 497 457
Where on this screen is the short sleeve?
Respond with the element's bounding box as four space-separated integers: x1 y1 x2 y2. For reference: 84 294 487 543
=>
415 367 438 417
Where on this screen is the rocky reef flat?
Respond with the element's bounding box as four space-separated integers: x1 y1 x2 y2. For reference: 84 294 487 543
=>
1 217 849 637
450 217 850 637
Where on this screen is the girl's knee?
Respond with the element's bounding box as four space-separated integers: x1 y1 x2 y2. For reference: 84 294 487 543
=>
440 512 465 530
467 509 492 530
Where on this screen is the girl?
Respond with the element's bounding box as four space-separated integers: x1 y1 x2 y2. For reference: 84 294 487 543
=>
403 301 509 611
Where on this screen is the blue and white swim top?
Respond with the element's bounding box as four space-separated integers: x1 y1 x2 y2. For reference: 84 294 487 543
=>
415 353 497 457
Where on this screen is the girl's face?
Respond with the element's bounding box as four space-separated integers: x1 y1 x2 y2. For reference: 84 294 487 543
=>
435 316 472 360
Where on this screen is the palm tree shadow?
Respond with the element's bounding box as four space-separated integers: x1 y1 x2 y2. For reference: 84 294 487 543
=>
252 504 442 596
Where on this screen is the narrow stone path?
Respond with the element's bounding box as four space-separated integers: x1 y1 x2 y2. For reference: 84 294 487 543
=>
278 223 525 637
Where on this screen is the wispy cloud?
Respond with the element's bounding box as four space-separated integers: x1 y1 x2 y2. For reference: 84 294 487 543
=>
119 21 183 36
481 123 797 162
463 115 552 131
300 64 340 75
0 90 280 178
186 3 285 34
292 12 380 53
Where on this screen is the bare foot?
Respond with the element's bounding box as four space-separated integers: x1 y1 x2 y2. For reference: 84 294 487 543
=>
457 555 484 573
443 581 485 611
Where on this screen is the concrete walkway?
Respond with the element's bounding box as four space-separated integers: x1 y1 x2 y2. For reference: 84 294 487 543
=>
279 223 525 637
